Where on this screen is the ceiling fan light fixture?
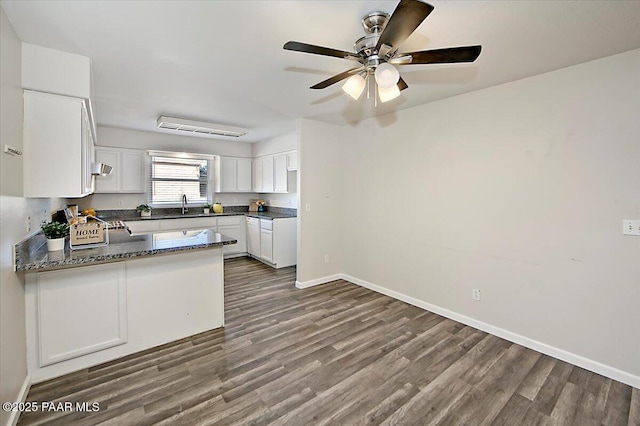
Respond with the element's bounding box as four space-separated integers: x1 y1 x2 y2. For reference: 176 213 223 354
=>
378 84 401 103
374 63 400 89
342 73 366 100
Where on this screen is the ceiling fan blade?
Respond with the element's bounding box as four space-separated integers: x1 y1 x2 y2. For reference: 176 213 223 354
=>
397 77 408 91
284 41 361 61
310 67 364 89
376 0 434 53
401 46 482 64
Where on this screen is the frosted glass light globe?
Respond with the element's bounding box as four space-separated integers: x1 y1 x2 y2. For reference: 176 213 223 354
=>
342 74 366 100
375 63 400 89
378 84 401 103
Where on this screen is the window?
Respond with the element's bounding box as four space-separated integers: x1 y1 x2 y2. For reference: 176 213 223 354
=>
148 152 213 206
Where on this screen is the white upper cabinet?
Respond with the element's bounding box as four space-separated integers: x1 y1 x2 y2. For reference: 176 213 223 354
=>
23 91 94 198
261 156 274 193
286 151 297 171
273 154 288 193
218 157 237 192
215 156 253 193
22 44 98 198
252 159 263 193
94 147 145 193
251 150 296 193
236 158 252 192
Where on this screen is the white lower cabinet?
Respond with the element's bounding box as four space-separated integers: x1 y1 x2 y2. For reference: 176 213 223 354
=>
260 220 274 264
25 249 225 383
253 217 296 268
125 216 245 258
247 217 261 257
124 215 296 266
30 263 127 368
217 216 246 256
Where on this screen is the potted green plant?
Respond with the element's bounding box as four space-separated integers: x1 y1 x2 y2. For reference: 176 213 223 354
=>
203 204 213 215
136 204 152 217
41 221 70 251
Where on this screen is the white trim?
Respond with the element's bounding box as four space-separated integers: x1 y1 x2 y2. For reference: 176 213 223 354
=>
295 274 342 289
7 375 31 426
295 272 640 389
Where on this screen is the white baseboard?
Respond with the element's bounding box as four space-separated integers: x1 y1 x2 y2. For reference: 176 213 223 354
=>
295 274 342 289
296 272 640 389
7 375 31 426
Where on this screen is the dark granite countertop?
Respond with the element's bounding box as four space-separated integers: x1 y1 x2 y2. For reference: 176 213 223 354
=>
15 228 237 272
122 211 297 221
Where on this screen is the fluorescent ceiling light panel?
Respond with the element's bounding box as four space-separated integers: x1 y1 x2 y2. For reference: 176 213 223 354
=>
157 116 247 138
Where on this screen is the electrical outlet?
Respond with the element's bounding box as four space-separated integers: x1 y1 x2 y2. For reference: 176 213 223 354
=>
118 200 124 207
288 199 292 206
233 198 238 204
622 219 640 236
305 203 311 212
324 254 329 263
27 216 31 233
472 289 481 301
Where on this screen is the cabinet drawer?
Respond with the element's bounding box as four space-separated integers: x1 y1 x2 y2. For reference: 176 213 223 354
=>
124 220 160 234
260 218 273 231
159 217 218 231
217 216 242 226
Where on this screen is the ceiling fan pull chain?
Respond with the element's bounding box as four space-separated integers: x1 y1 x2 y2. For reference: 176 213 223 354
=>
374 79 378 108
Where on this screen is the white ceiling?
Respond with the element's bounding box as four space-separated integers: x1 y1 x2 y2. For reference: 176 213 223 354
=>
3 1 640 143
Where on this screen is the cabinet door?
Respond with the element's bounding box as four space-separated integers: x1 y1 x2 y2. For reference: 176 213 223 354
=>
36 263 127 366
23 91 86 197
247 219 261 257
260 229 273 263
121 150 146 192
236 158 252 192
81 105 94 195
287 151 298 171
219 157 237 192
218 225 246 255
274 154 288 193
261 157 274 193
94 149 119 193
252 159 263 192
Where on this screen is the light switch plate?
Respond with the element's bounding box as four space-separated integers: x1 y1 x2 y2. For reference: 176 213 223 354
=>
622 220 640 236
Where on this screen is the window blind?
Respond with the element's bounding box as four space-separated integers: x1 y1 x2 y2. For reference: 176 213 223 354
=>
148 154 211 206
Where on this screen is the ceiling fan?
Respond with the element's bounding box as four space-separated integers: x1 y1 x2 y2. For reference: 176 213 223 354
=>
283 0 481 104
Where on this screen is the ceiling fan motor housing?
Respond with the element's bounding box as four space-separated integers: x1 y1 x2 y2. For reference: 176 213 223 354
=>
356 11 392 69
361 11 389 34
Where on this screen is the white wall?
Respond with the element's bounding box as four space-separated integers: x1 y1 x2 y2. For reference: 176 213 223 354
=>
296 119 346 285
0 9 60 425
252 132 296 157
335 49 639 384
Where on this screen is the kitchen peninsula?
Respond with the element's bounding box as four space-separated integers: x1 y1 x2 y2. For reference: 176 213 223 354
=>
15 227 236 382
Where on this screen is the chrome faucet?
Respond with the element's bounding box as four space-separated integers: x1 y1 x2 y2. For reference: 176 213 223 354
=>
181 194 188 214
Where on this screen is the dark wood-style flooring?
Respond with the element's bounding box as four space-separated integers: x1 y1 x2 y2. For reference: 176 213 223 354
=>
19 257 640 425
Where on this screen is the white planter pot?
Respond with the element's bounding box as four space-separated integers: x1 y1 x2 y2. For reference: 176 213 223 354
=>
204 208 210 215
46 237 65 251
141 211 151 217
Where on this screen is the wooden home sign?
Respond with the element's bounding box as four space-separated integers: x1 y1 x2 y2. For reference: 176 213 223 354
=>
70 217 109 250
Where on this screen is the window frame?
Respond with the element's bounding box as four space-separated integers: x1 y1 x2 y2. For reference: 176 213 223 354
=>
147 150 215 208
